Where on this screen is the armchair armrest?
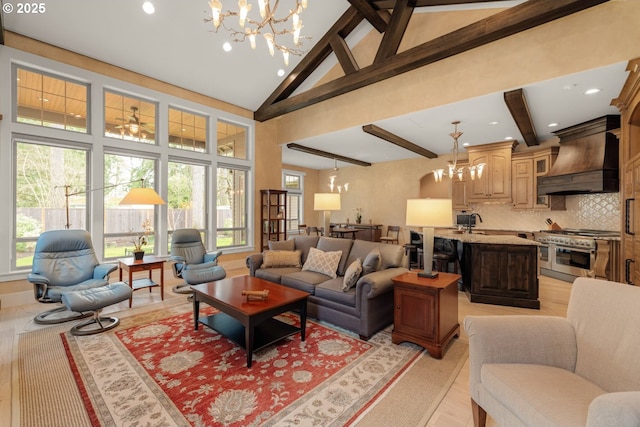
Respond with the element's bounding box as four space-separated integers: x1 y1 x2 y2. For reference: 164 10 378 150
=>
357 267 408 299
27 272 50 286
93 263 117 280
587 392 640 427
246 253 264 276
464 315 578 399
204 250 222 264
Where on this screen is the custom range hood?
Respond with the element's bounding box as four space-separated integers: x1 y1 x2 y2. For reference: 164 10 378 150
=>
537 115 621 196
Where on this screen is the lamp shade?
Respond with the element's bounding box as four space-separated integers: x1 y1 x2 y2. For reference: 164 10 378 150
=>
314 193 341 211
406 198 453 227
119 188 166 205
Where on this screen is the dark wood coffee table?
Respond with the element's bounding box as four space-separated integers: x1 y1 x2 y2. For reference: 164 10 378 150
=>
191 276 309 368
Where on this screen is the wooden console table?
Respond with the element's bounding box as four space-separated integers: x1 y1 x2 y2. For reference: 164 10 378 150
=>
391 271 460 359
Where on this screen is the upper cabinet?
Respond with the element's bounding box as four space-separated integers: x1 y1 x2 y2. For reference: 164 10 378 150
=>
451 161 470 210
467 141 518 203
511 147 566 210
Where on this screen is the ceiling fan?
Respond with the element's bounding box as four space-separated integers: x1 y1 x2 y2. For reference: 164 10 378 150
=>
115 106 154 135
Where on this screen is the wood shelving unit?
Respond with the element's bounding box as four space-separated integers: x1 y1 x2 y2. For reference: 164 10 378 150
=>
260 189 287 250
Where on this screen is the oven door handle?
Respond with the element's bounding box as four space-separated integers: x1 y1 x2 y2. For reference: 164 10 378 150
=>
625 198 635 235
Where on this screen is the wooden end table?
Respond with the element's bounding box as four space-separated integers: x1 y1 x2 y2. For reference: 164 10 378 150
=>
118 255 166 307
391 271 461 359
191 276 309 368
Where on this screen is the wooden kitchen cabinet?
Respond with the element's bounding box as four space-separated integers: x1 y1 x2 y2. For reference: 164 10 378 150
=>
391 272 460 359
451 162 469 210
511 147 566 210
467 141 518 202
612 57 640 285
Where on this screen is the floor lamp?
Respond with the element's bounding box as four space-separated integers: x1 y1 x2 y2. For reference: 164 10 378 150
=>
62 178 165 229
406 198 453 278
314 193 341 237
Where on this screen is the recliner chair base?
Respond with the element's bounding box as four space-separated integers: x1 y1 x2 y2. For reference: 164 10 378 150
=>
172 283 193 294
70 312 121 336
34 305 92 325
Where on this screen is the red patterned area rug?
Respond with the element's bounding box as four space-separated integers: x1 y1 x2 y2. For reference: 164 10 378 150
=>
60 307 426 427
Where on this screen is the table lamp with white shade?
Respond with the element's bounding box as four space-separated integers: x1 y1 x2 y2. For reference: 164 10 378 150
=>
314 193 341 236
406 198 453 278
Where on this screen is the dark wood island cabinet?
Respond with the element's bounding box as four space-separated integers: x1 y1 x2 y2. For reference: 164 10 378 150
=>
437 233 540 309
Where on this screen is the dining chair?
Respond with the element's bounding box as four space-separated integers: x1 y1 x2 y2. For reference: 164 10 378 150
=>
380 225 400 244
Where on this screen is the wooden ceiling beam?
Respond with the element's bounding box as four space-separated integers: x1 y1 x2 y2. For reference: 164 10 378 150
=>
504 88 539 146
330 35 360 74
372 0 512 8
286 143 372 166
363 124 437 158
347 0 389 33
374 0 415 63
255 0 609 122
256 7 364 110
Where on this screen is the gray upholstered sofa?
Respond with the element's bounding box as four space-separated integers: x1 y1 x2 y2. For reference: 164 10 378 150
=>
464 277 640 427
246 236 407 340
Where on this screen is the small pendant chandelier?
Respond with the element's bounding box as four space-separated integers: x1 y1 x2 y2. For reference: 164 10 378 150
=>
328 159 349 193
433 121 485 182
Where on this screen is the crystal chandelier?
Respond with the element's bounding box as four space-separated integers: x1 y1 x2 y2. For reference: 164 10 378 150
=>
433 121 485 182
205 0 309 65
328 159 349 193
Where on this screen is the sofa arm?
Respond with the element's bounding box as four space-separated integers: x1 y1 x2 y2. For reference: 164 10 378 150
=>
357 267 408 299
246 253 264 276
464 315 577 399
587 392 640 427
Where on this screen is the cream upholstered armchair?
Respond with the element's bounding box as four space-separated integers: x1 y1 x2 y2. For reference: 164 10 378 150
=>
464 277 640 427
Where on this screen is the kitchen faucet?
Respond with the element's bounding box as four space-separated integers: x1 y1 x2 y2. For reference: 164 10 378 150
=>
468 213 483 233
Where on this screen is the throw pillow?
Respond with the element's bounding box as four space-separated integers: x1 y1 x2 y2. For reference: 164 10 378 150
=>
362 248 381 275
262 250 302 268
268 239 295 251
302 247 342 279
342 258 363 292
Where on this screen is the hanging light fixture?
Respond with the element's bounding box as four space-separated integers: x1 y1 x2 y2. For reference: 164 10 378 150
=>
205 0 309 65
328 159 349 193
433 121 486 183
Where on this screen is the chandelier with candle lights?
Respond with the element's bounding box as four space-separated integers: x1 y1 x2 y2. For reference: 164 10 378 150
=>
433 121 485 182
205 0 309 66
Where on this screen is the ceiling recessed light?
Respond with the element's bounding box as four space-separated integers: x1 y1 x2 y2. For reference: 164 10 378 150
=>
505 136 514 140
489 121 499 125
584 88 601 95
277 69 285 77
462 142 470 147
223 42 232 52
548 122 559 127
142 1 155 14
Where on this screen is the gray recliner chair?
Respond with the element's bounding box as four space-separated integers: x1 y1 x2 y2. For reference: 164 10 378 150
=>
27 229 118 324
170 228 226 293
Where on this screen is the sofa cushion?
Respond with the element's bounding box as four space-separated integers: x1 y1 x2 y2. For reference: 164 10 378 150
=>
262 250 301 268
316 237 353 276
268 239 295 251
347 239 404 270
293 235 320 263
281 270 332 294
362 248 381 275
255 267 302 284
316 278 357 307
481 363 606 427
342 258 362 291
302 247 342 279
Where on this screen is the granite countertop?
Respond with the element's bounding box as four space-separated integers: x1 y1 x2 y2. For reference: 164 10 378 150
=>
435 231 539 246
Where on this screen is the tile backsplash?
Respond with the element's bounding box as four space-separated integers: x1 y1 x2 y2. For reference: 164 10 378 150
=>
463 193 620 232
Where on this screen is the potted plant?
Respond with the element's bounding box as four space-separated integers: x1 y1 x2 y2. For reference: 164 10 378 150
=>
131 219 152 260
354 208 363 224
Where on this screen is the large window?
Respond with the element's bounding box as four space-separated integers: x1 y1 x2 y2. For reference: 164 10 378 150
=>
168 107 207 152
103 153 158 258
14 139 88 268
14 66 89 133
217 120 247 159
217 166 247 248
283 170 304 233
104 91 157 144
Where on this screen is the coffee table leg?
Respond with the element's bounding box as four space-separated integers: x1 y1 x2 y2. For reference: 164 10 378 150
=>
245 321 254 368
193 297 200 331
300 300 307 341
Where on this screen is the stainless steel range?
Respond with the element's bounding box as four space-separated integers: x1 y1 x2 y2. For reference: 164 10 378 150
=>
534 229 620 283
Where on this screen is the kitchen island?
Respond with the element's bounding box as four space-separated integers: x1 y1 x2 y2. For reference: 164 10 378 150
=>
436 232 540 309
